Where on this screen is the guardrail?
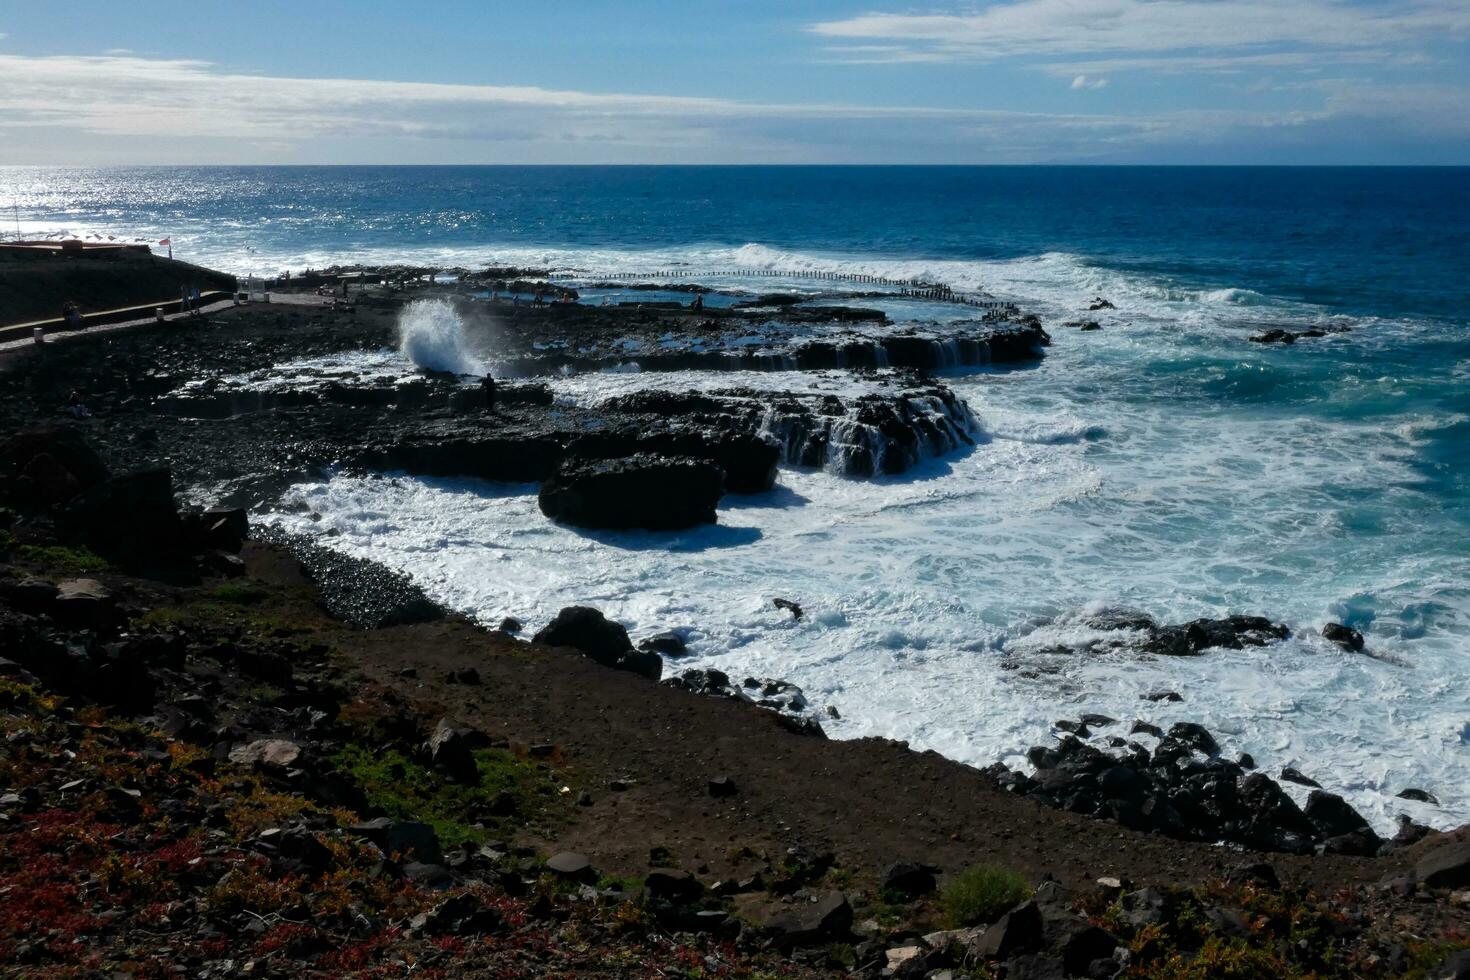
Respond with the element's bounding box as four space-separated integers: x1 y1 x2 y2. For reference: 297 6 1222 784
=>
0 291 234 345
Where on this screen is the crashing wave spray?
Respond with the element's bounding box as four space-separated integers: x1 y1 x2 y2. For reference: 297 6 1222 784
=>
397 299 485 375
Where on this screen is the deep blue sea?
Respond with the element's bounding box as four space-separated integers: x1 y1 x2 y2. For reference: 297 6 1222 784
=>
8 166 1469 831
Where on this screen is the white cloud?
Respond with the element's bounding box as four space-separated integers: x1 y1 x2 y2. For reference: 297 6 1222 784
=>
1071 74 1109 90
810 0 1470 61
1043 49 1431 77
0 50 1462 164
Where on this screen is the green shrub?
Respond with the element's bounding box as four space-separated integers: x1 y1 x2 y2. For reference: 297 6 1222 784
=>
15 543 111 574
330 744 553 846
941 864 1030 926
207 583 269 605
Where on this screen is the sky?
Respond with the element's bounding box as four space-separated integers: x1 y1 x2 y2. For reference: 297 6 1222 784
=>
1 0 1468 164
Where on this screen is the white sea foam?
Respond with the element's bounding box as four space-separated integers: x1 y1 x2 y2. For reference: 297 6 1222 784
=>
260 329 1470 835
548 369 913 407
194 238 1467 838
397 299 484 376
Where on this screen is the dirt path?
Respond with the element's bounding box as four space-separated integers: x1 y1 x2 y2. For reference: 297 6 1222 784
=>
306 563 1420 899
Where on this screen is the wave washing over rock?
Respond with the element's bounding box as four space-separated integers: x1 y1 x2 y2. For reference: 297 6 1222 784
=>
261 270 1470 837
397 299 484 376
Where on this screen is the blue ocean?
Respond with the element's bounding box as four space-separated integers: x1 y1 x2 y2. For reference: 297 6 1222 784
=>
9 165 1470 830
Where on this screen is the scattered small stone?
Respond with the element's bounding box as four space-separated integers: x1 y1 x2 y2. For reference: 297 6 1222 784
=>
546 852 595 880
227 738 302 770
402 862 455 889
645 868 703 901
1280 767 1321 788
708 775 738 798
1225 862 1280 890
1397 788 1439 804
410 893 504 936
881 861 938 897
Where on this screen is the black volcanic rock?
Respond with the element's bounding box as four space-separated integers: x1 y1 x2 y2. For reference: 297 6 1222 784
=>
534 606 634 666
1052 608 1290 658
985 719 1365 854
0 426 110 510
1322 622 1365 651
538 454 723 530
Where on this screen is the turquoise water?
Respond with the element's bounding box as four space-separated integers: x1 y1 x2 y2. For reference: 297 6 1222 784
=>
10 165 1468 830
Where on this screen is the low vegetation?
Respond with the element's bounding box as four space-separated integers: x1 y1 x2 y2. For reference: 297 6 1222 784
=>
941 863 1032 926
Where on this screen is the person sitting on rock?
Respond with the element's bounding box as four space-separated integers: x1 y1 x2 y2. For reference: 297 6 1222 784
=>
690 294 704 311
61 302 83 327
481 374 497 411
64 390 90 419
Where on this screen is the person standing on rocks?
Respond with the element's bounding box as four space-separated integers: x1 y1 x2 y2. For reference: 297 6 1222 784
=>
482 374 497 412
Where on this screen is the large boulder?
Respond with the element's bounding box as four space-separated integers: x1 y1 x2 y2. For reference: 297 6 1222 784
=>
759 891 852 948
426 717 481 783
62 467 186 562
1416 841 1470 890
567 426 779 494
0 427 110 510
538 454 723 530
533 606 662 681
1145 616 1290 656
534 606 632 665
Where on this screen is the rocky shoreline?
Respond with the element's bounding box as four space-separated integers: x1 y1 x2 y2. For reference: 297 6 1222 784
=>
2 270 1469 978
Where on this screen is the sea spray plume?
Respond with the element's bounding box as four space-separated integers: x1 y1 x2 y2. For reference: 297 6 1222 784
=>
397 299 485 375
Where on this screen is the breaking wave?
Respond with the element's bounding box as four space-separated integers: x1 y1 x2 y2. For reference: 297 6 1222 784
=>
397 300 483 376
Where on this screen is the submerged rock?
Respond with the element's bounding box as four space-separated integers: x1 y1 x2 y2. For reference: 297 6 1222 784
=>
773 597 804 620
1322 622 1365 652
638 630 688 657
1055 608 1291 658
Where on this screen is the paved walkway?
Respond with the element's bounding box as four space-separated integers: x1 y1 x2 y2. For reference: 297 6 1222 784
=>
0 300 237 353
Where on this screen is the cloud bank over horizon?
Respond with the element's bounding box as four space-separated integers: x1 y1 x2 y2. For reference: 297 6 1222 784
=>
1 1 1467 165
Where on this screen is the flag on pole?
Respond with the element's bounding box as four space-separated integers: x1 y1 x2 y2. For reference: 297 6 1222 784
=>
159 238 172 259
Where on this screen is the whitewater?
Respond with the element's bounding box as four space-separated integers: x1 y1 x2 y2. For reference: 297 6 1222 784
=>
17 165 1466 837
243 244 1470 838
